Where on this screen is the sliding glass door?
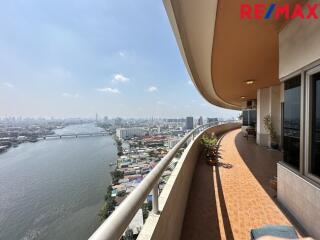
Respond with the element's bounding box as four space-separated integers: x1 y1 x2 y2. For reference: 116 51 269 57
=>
308 71 320 178
242 109 257 128
282 66 320 182
283 75 301 170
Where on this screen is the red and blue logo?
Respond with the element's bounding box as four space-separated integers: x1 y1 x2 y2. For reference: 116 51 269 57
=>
240 3 319 20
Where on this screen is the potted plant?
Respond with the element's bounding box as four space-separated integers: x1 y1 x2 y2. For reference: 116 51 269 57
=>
264 114 279 149
269 176 277 192
201 133 218 166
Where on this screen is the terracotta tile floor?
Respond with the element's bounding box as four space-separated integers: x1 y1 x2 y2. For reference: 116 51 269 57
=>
181 129 299 240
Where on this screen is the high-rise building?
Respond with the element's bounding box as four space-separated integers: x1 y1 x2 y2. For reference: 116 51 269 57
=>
207 118 218 124
197 116 203 126
185 117 193 130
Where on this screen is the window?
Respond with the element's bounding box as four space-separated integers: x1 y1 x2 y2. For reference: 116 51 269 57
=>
243 110 249 126
242 109 256 127
283 75 301 170
310 72 320 177
249 109 257 127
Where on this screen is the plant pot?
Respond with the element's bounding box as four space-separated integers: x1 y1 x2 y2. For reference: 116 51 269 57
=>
271 143 279 150
207 158 218 166
270 179 277 191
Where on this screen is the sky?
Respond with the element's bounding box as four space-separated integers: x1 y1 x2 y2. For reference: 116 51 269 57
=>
0 0 239 119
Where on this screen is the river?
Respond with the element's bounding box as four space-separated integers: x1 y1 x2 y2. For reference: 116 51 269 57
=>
0 123 118 240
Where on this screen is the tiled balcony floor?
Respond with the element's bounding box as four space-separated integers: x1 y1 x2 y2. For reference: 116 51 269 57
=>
181 129 301 240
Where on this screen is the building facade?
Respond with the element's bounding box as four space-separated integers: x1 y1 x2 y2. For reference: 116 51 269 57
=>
116 128 146 140
185 117 193 130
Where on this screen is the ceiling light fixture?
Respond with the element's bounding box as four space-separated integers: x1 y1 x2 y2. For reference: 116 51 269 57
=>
245 79 255 85
241 96 246 99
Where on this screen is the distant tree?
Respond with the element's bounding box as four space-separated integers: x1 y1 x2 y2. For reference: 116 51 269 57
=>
142 201 153 222
175 149 184 158
123 229 134 240
100 185 117 220
104 186 113 201
99 197 117 220
142 203 149 222
111 169 124 184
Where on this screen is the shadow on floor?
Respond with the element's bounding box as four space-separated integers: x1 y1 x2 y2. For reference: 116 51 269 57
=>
234 132 281 198
234 132 307 237
180 135 234 240
181 130 308 239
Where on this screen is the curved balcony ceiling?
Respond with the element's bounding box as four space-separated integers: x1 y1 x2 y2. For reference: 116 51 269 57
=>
164 0 307 110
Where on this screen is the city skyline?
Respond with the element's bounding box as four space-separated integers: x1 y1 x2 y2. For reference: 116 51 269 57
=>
0 115 234 122
0 0 238 119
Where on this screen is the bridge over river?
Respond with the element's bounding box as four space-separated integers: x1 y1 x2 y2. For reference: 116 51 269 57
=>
40 132 109 140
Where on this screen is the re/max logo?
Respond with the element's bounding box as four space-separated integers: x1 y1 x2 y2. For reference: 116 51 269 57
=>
241 3 319 20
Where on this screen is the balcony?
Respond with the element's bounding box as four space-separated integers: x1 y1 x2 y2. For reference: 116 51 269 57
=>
181 129 300 240
90 123 305 240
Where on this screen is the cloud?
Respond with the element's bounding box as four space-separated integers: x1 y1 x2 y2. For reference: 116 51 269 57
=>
62 92 79 98
112 74 130 83
118 51 126 58
147 86 158 92
156 101 165 105
96 87 120 94
2 82 14 88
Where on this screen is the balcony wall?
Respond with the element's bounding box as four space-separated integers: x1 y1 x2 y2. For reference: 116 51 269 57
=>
278 164 320 239
137 123 241 240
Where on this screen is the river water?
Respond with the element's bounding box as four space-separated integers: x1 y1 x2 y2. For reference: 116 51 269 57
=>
0 123 117 240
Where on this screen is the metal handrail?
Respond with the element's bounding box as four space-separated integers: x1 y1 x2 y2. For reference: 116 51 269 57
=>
89 121 233 240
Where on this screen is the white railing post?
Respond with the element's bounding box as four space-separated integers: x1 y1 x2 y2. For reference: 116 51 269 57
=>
152 182 159 214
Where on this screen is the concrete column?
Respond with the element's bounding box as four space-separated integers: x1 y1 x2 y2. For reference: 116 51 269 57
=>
270 85 281 143
257 88 271 146
256 85 281 147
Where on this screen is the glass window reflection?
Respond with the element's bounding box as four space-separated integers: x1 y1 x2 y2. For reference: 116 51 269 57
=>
311 73 320 177
283 76 301 170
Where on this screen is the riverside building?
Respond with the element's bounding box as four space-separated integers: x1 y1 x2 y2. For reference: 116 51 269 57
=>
116 128 146 140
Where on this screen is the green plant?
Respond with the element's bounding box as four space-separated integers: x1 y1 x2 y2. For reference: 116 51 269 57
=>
201 133 218 156
110 169 124 184
99 185 117 220
263 114 277 143
99 197 117 220
201 133 219 165
142 201 152 222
